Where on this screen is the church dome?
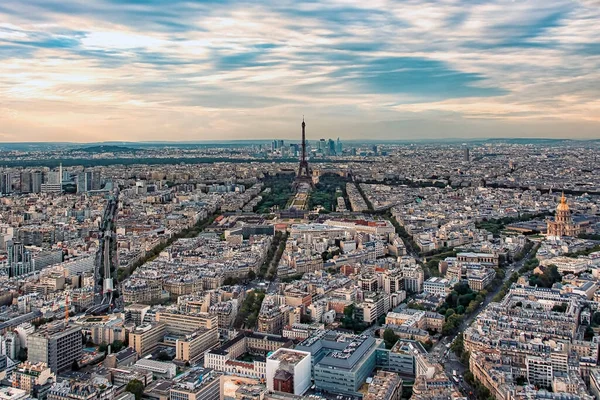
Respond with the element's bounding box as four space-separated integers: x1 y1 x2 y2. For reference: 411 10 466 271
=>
556 193 569 212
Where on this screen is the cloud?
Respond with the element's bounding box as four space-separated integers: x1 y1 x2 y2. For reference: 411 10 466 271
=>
0 0 598 141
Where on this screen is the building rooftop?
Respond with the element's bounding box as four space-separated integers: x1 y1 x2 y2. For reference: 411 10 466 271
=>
268 348 310 365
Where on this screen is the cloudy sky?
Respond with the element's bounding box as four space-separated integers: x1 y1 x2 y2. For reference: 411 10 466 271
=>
0 0 599 142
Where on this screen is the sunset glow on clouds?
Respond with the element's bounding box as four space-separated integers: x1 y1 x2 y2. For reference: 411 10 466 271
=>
0 0 599 142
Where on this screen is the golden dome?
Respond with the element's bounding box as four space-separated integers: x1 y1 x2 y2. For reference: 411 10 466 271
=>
556 192 570 212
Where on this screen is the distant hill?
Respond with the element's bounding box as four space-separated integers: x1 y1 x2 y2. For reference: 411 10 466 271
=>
72 145 140 153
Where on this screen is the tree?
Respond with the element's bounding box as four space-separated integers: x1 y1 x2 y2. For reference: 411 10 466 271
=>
420 339 433 351
464 370 474 384
111 340 124 352
451 333 464 357
157 351 172 361
460 350 470 365
592 312 600 327
17 348 28 362
584 325 595 341
247 270 256 281
126 380 145 400
383 328 399 349
551 303 567 313
442 314 463 336
223 277 240 286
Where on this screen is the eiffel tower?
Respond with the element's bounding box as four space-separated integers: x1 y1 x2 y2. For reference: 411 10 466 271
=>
297 117 312 182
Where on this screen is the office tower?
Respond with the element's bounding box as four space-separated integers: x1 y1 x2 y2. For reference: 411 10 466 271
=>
463 147 470 162
278 139 284 149
272 140 277 151
328 139 335 156
20 172 32 194
47 171 61 185
0 173 6 195
62 168 70 184
27 323 83 373
1 173 13 194
372 145 378 155
90 171 101 190
76 171 100 193
351 148 357 156
336 137 343 155
319 138 326 152
31 172 42 193
76 173 87 194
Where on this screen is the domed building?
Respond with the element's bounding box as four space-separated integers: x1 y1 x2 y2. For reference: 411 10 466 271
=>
546 193 580 238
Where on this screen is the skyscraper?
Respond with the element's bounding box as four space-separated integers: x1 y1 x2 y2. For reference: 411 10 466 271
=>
47 170 61 185
76 173 88 194
31 172 42 193
90 171 101 191
1 172 14 194
328 139 335 156
463 147 470 162
20 172 32 194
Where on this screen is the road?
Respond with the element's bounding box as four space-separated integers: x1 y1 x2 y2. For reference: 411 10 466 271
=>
431 245 538 398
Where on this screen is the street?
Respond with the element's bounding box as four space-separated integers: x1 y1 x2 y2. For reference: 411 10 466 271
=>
431 245 538 398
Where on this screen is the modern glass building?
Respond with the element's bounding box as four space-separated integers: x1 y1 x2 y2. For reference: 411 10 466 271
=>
295 330 384 396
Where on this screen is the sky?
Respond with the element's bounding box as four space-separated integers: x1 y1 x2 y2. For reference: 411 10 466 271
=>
0 0 599 143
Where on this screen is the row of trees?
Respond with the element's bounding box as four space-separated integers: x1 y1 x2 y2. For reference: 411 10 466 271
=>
450 333 471 365
266 232 289 281
258 231 285 279
464 370 494 400
519 256 540 274
233 290 266 329
514 241 535 262
451 335 494 400
492 272 520 302
438 282 486 335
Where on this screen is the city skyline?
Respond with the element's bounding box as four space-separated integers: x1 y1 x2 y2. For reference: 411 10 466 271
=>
1 0 599 142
